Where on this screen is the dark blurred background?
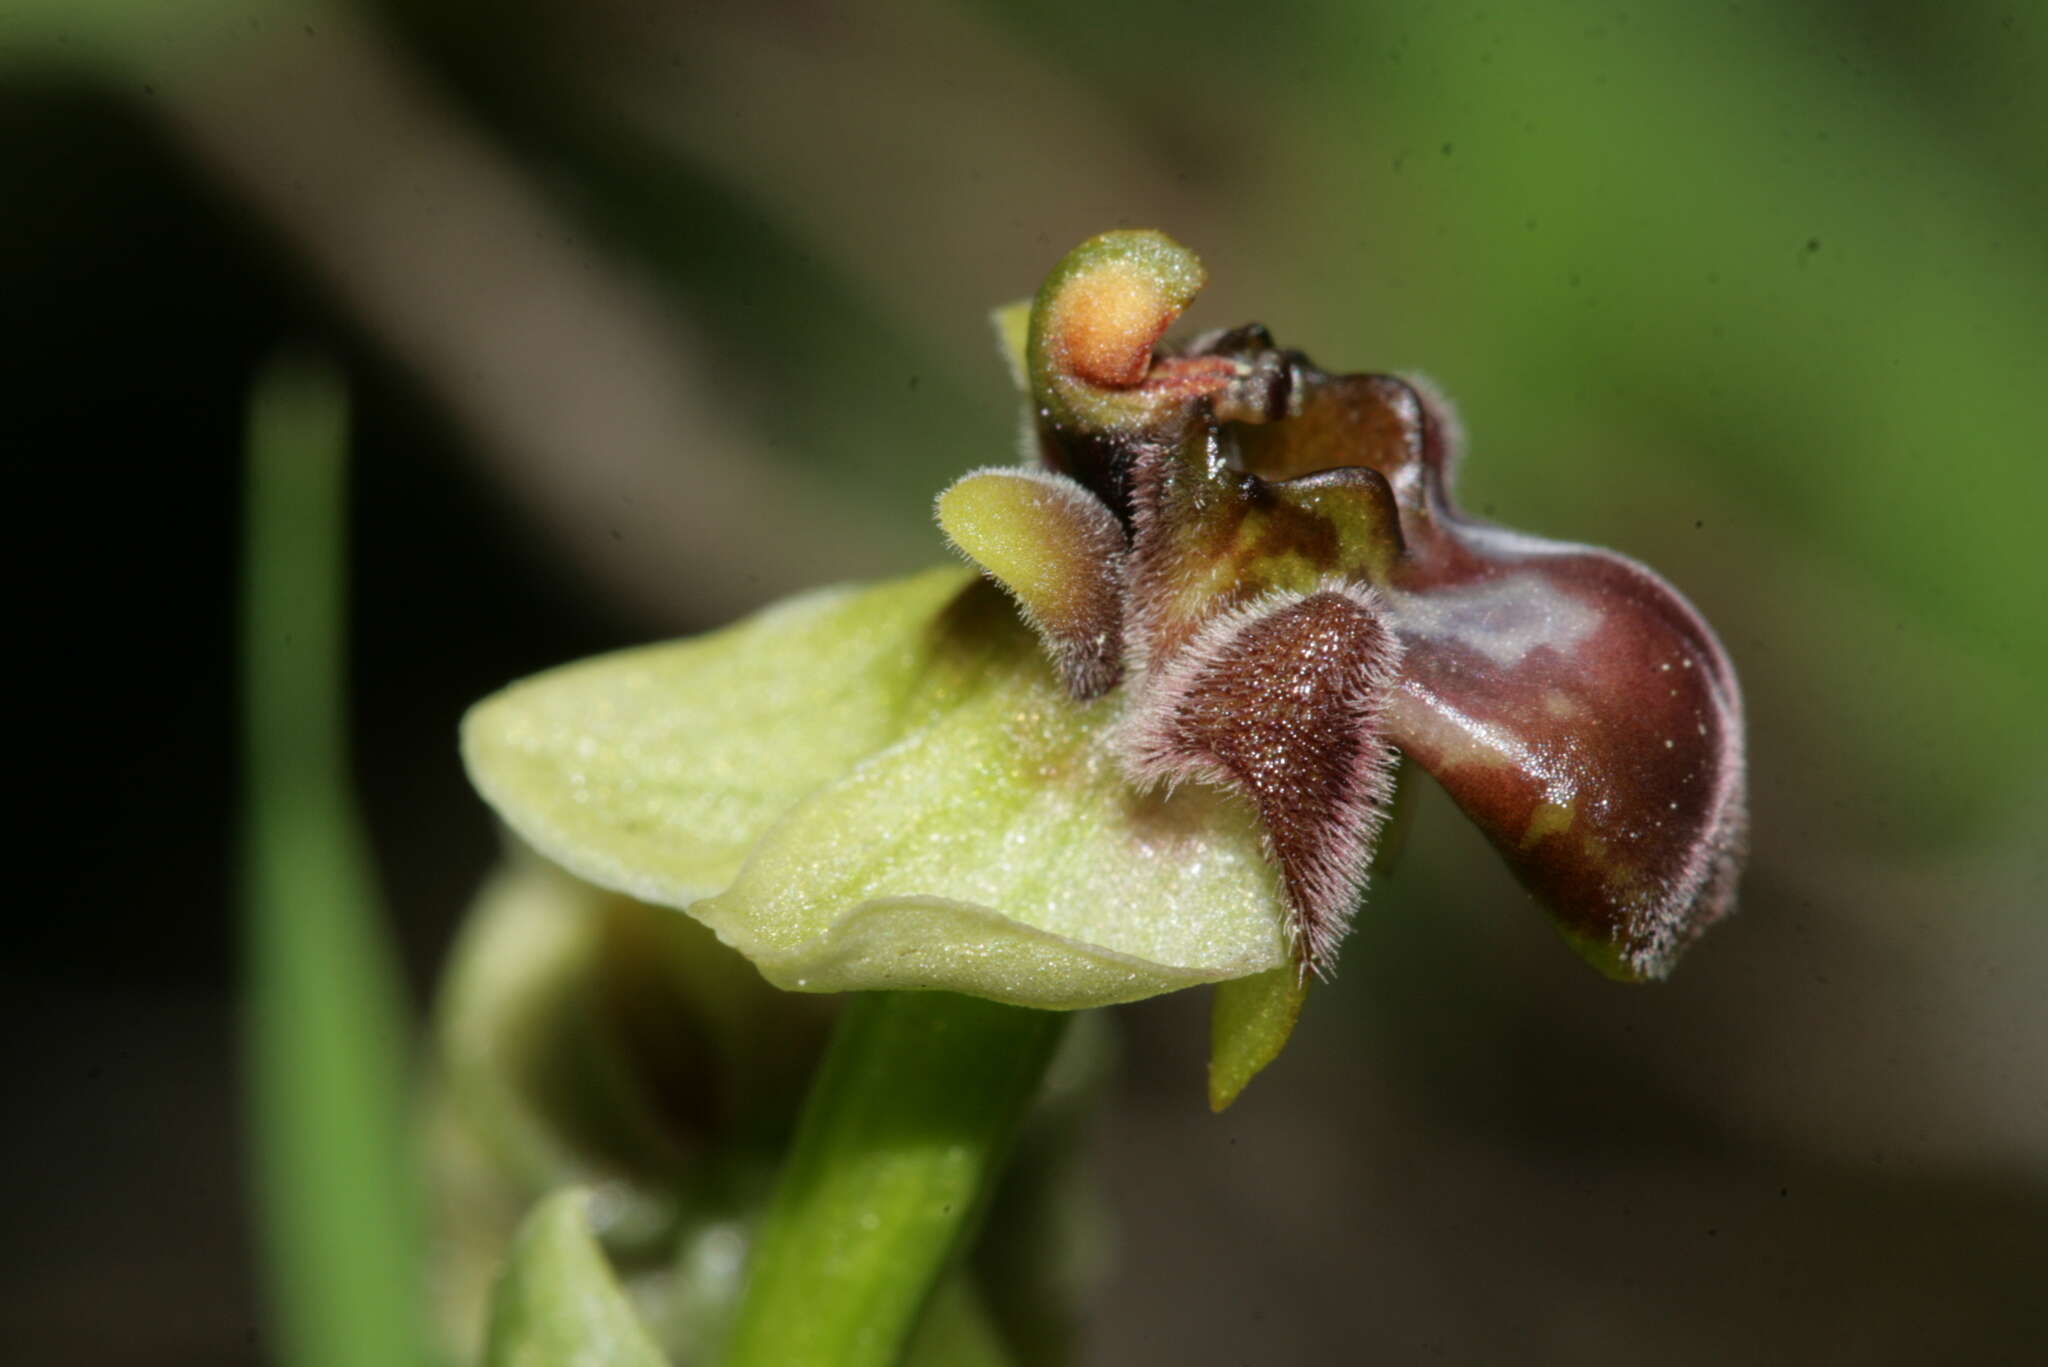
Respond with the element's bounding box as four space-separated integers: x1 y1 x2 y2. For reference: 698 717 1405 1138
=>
5 1 2045 1362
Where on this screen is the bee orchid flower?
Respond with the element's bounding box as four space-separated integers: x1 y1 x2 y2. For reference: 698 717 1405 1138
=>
462 229 1746 1099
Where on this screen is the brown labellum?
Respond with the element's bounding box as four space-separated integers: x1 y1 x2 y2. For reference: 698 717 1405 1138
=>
1386 506 1747 978
1121 585 1404 978
1206 359 1748 980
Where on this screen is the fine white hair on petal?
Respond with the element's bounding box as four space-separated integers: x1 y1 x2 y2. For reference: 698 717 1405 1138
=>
1116 579 1405 979
935 465 1128 700
1399 371 1466 496
1625 699 1749 981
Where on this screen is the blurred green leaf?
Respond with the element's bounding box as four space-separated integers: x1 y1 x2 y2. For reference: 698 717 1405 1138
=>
241 354 426 1367
484 1189 672 1367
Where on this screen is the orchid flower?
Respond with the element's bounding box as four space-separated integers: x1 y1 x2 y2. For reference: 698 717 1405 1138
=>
458 229 1750 1365
465 227 1745 1052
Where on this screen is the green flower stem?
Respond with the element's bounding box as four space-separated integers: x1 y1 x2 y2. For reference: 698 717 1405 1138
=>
722 991 1068 1367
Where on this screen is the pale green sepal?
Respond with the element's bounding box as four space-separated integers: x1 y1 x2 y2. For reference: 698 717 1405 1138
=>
484 1189 671 1367
698 604 1287 1009
462 567 975 910
466 568 1291 1009
1207 967 1310 1112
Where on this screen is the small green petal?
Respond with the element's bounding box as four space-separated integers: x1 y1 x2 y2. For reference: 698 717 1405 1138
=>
464 569 1291 1009
937 470 1111 618
937 467 1125 698
483 1189 671 1367
1206 968 1310 1112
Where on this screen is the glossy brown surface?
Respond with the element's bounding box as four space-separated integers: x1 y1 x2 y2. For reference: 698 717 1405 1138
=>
1177 351 1748 978
1017 230 1745 979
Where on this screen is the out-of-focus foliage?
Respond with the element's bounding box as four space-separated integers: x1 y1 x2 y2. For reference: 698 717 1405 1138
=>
7 0 2046 1363
241 358 428 1367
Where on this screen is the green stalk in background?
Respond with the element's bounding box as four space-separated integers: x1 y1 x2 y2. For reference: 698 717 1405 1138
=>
722 992 1068 1367
241 355 428 1367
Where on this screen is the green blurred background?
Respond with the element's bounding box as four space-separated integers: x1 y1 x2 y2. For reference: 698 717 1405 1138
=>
5 0 2044 1362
